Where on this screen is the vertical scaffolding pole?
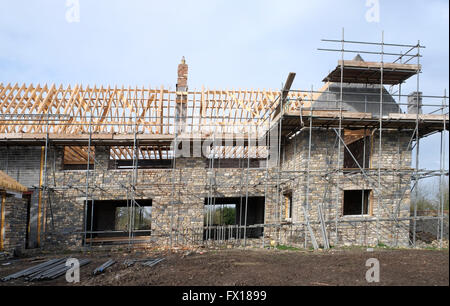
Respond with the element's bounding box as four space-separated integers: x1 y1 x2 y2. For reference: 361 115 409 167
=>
210 135 217 243
305 86 319 250
243 129 250 247
376 31 384 244
276 84 284 245
89 147 95 247
41 113 50 244
439 89 447 248
262 118 270 249
398 51 403 114
412 41 421 247
335 28 345 245
238 158 243 242
396 53 403 245
170 105 178 249
361 130 367 218
129 113 138 247
83 113 92 247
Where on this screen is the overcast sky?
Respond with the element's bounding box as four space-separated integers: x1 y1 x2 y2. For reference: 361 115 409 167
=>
0 0 448 181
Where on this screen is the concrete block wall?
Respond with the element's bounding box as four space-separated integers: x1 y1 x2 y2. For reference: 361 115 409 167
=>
0 145 63 248
0 146 42 248
0 146 42 187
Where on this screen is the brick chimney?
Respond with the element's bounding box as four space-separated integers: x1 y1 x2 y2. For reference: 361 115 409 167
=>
176 56 188 92
176 57 188 134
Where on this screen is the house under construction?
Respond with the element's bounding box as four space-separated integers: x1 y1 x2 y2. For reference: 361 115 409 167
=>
0 36 448 253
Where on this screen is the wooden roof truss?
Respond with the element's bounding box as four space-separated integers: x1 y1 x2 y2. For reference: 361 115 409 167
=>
0 83 312 136
64 144 267 163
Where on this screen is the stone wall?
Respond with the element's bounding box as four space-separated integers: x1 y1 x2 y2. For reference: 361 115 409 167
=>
1 194 28 253
0 127 414 250
276 127 412 247
41 153 276 249
0 145 63 248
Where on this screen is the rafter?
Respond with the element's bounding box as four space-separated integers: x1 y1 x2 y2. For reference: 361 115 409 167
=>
0 83 324 138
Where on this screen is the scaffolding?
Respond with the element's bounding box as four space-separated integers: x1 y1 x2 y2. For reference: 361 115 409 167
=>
0 31 448 250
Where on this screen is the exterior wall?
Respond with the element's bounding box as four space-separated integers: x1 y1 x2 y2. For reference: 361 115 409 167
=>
0 146 42 187
0 145 63 248
0 194 28 253
42 154 276 249
0 128 413 250
278 128 412 248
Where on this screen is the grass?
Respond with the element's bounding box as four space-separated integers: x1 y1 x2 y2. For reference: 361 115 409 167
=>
422 245 449 251
377 242 388 248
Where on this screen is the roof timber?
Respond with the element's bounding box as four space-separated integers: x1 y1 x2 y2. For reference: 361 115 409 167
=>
1 83 447 146
0 84 301 130
62 144 267 164
279 111 449 138
323 60 420 85
0 84 311 137
0 170 28 193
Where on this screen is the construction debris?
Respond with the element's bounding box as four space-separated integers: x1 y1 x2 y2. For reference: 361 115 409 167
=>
123 259 135 267
141 258 165 267
93 259 116 275
0 252 11 260
1 258 91 282
123 257 162 267
27 259 91 281
1 258 64 282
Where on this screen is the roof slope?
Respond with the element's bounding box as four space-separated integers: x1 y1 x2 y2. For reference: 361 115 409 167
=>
0 170 27 193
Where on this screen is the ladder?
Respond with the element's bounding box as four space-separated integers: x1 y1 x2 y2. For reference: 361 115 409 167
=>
302 205 319 250
318 203 330 249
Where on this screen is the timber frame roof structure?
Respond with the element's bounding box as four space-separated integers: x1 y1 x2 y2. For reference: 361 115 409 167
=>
0 82 448 142
0 170 28 193
0 83 314 160
0 83 313 136
0 54 448 163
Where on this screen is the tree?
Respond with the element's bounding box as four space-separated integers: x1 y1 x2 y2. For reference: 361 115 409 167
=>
433 177 449 211
411 177 449 212
221 207 236 225
411 182 436 212
204 205 236 225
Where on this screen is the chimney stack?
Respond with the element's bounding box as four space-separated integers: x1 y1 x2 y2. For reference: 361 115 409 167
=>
177 56 188 92
176 57 188 134
407 92 422 114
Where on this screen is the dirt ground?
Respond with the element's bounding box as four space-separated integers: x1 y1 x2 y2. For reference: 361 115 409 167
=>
0 247 448 286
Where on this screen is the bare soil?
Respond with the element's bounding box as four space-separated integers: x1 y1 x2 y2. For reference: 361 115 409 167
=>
0 247 448 286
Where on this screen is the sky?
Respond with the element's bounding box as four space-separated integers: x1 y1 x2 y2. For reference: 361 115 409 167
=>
0 0 448 183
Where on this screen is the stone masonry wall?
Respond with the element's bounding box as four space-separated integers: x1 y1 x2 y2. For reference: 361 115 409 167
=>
277 128 412 248
0 127 413 251
1 195 28 253
0 145 63 248
42 153 276 249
